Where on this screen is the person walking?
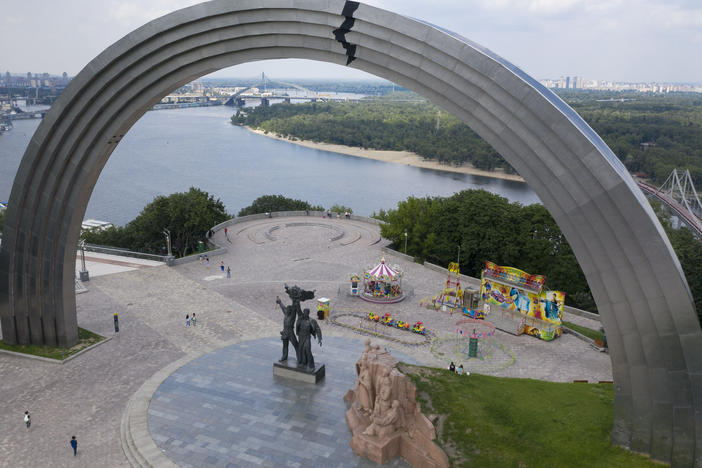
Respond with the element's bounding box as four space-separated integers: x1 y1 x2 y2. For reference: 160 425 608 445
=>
220 261 225 272
205 256 210 267
192 313 197 327
186 314 190 327
224 227 228 239
70 436 77 456
24 411 30 431
226 267 231 279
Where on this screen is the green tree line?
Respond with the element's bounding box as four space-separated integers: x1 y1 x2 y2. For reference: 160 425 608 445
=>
233 101 512 172
237 194 324 216
561 91 702 186
377 189 702 321
83 187 229 258
234 91 702 186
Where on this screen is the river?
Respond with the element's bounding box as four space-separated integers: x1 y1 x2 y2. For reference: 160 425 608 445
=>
0 104 540 225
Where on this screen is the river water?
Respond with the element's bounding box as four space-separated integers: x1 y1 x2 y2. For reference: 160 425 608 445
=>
0 105 539 225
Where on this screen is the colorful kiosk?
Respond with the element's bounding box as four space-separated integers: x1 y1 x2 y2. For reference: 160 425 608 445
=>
480 261 564 341
349 274 361 296
317 297 330 319
356 257 405 304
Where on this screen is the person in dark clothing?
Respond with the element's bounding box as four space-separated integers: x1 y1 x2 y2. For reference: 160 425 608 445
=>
70 436 77 456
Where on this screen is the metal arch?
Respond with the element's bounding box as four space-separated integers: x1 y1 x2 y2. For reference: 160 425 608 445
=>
0 1 699 464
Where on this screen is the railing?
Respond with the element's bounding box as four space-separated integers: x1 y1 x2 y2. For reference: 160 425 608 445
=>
82 243 169 262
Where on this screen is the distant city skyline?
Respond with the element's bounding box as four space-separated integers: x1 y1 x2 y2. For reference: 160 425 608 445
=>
3 71 700 92
2 0 701 83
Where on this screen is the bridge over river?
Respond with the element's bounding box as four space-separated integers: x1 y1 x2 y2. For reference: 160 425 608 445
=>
637 169 702 237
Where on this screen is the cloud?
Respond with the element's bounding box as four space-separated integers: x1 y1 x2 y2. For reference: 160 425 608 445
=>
4 0 701 82
658 4 702 29
108 0 200 27
527 0 582 15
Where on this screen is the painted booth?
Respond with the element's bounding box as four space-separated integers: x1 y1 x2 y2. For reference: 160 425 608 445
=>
480 261 564 341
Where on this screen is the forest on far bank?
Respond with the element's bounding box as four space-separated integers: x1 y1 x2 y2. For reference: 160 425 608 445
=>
232 91 702 187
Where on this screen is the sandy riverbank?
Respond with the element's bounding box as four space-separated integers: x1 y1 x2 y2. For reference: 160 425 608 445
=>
245 127 525 182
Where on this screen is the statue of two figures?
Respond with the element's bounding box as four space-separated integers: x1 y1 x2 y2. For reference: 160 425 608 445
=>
276 284 322 371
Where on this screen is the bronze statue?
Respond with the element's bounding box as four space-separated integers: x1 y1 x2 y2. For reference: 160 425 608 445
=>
284 284 315 319
276 285 316 367
296 308 322 371
275 296 299 362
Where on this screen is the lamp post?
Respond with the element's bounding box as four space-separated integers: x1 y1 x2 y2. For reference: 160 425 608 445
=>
163 228 172 257
78 239 89 282
404 231 408 254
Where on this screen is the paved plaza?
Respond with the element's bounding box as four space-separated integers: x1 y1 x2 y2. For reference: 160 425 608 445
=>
149 336 413 467
0 216 611 467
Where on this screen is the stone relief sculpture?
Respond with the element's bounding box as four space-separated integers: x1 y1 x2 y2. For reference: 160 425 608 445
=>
357 356 374 414
344 339 449 467
363 400 404 438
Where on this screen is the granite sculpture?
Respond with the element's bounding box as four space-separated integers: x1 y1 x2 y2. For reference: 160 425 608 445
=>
344 340 448 467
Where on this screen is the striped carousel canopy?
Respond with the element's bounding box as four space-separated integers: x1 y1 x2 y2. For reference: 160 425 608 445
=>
366 257 401 281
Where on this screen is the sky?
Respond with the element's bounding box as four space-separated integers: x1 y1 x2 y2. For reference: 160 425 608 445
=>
1 0 701 83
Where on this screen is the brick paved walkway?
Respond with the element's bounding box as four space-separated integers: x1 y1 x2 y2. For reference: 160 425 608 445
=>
0 216 611 467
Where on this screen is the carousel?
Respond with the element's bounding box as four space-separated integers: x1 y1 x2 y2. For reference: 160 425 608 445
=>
355 256 405 304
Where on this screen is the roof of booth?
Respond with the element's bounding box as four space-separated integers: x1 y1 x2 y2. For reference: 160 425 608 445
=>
365 257 401 280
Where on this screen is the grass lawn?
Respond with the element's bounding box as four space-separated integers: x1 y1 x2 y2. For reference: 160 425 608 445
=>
0 327 105 360
563 321 605 342
402 365 658 467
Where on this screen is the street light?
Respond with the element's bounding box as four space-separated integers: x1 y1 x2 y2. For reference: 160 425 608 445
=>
78 239 89 282
163 228 172 257
404 231 408 254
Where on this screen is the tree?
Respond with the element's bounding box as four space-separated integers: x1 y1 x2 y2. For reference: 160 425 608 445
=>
237 195 324 216
234 93 702 187
83 187 229 258
667 227 702 324
651 199 702 324
380 190 595 311
329 204 353 214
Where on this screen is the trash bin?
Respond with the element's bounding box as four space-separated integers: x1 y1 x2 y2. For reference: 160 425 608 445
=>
198 240 205 254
